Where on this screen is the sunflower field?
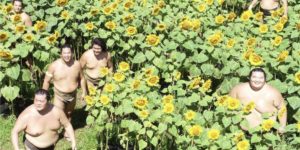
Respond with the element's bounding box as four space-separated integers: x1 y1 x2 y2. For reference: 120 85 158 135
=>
1 0 300 149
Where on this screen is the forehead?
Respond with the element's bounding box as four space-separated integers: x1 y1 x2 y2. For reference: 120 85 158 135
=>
251 71 265 77
92 44 101 48
61 47 72 53
13 1 22 6
34 94 47 100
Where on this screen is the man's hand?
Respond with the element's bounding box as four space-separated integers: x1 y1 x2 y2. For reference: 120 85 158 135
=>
278 126 285 134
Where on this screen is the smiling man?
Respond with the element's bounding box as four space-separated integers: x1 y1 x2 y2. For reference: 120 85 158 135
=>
248 0 288 17
80 38 113 91
229 68 287 133
11 89 76 150
42 44 86 138
11 0 32 26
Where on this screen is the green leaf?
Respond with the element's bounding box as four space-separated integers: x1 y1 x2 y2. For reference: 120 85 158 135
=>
193 53 208 63
150 137 158 146
21 69 31 81
158 123 168 134
222 117 231 127
287 96 300 109
0 86 20 102
40 51 50 62
251 134 262 143
268 79 287 93
5 64 20 80
146 130 153 138
132 52 146 64
0 72 5 82
189 65 201 76
86 115 95 125
145 51 155 61
201 64 215 76
138 139 147 150
107 39 115 47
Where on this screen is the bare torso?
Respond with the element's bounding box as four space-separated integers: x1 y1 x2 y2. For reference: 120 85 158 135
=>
231 83 280 128
23 105 61 148
52 59 81 93
82 49 110 79
260 0 279 10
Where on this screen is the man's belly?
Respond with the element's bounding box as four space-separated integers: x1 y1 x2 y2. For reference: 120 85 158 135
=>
260 1 279 10
25 131 59 148
54 80 79 93
84 68 101 80
245 110 277 128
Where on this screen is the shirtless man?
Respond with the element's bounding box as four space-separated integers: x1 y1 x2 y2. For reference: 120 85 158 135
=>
229 68 287 133
43 44 86 122
248 0 288 17
11 89 76 150
11 0 32 26
80 38 113 91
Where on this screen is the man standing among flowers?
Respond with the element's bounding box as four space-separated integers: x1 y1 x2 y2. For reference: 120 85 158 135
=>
11 0 32 26
11 89 76 150
229 68 287 133
80 38 113 91
42 44 86 138
248 0 288 17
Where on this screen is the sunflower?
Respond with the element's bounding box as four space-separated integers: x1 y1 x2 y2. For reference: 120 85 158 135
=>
113 72 125 82
134 97 148 109
179 19 193 30
34 21 47 32
0 31 8 42
173 71 181 81
163 103 174 113
227 12 236 21
226 39 235 48
189 77 201 89
184 110 196 121
279 16 288 25
254 12 263 21
122 13 134 23
233 132 245 143
85 95 94 106
215 15 225 24
297 122 300 132
131 79 141 90
294 71 300 84
208 32 222 46
11 14 22 23
188 125 203 137
126 26 137 36
118 61 130 72
249 53 263 66
240 10 252 22
105 21 116 31
139 110 149 119
60 10 70 20
277 50 289 62
246 37 256 47
243 101 255 114
272 36 282 46
23 33 34 42
242 48 254 60
104 83 114 93
218 0 224 5
144 68 153 77
227 97 240 110
207 129 220 140
103 6 113 15
85 22 95 31
56 0 68 7
274 23 284 32
146 75 159 86
123 0 134 10
205 0 214 5
157 0 166 8
47 34 57 45
4 4 13 13
198 4 206 12
162 95 174 104
216 95 229 106
259 24 268 33
100 95 110 105
192 19 201 30
90 7 99 16
261 119 274 131
0 50 13 60
156 23 167 31
146 34 160 46
201 79 212 92
278 106 286 119
99 67 109 77
14 25 25 34
152 5 161 15
237 140 250 150
88 85 96 96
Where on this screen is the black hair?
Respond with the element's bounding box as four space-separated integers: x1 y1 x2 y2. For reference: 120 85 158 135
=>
91 38 107 52
35 89 50 101
60 44 73 53
249 67 266 80
12 0 22 4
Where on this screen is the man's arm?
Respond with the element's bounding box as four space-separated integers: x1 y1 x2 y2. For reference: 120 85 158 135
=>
59 109 76 150
274 92 287 133
229 86 238 98
79 69 87 100
11 112 27 150
248 0 259 10
42 63 54 90
281 0 288 16
107 53 113 72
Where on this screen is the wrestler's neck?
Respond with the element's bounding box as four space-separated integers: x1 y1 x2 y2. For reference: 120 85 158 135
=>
249 83 266 92
37 103 51 115
61 58 74 66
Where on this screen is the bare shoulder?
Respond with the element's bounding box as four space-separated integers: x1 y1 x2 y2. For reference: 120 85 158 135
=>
265 83 282 96
51 105 64 117
17 105 34 120
232 82 248 91
21 12 30 18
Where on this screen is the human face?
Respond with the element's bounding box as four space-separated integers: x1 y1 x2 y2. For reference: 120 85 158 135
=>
249 71 266 91
13 1 22 13
34 94 48 112
61 47 72 63
92 44 102 56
